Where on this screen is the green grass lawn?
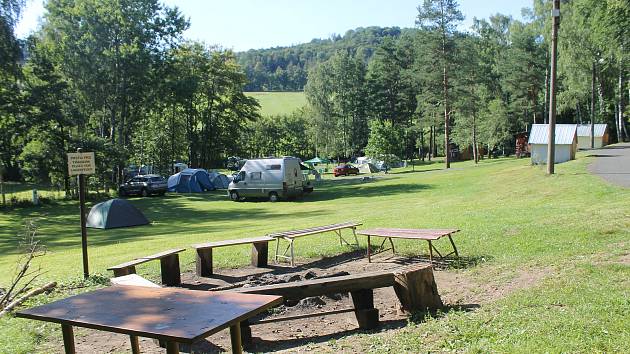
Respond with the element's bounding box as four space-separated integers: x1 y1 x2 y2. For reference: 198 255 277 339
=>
245 91 306 116
1 153 628 353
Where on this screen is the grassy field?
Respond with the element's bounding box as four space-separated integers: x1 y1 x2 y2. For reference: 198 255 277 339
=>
245 91 306 116
1 153 628 353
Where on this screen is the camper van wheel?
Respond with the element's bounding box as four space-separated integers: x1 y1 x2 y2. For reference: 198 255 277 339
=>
141 188 149 197
230 191 240 201
269 192 279 202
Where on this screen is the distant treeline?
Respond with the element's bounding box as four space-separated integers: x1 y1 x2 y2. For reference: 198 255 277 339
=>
237 27 407 91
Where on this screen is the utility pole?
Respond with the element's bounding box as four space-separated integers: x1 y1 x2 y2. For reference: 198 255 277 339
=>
591 62 596 149
547 0 560 175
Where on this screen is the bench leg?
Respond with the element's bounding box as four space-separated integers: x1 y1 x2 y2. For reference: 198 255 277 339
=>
251 242 269 268
196 248 213 277
230 322 243 354
290 239 295 267
352 227 359 248
427 240 434 264
350 289 379 329
389 237 395 255
112 266 136 277
160 254 181 286
130 335 140 354
61 324 76 354
367 235 371 263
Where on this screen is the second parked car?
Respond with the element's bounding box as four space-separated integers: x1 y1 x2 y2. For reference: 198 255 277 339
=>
118 174 167 197
333 164 359 177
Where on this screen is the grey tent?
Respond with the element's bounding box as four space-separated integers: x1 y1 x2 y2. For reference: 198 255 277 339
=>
86 199 150 229
208 172 231 189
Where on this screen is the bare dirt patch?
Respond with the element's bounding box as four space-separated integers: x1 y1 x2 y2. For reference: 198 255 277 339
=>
57 250 550 353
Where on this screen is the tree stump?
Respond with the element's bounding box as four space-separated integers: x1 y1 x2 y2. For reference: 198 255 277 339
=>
393 264 443 314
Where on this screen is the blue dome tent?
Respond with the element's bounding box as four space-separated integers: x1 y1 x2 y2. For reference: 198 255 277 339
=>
167 168 215 193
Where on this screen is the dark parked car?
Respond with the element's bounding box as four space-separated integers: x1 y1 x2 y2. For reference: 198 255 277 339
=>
333 164 359 177
118 174 167 197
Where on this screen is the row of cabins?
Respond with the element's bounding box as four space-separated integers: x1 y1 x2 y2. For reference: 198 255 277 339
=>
529 124 609 164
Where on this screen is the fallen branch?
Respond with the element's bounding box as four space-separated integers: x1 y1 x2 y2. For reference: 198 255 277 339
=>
0 282 56 317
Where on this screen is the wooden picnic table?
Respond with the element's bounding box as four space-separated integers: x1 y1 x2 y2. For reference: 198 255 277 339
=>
15 285 282 354
357 228 460 263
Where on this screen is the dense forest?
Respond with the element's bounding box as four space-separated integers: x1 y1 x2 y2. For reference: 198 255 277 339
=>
237 26 407 91
0 0 628 194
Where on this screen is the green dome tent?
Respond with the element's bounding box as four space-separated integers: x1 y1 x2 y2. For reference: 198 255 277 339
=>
86 199 150 229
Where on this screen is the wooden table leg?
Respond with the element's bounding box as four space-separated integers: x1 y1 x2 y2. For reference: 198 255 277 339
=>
230 322 244 354
130 335 140 354
289 239 295 267
367 235 371 262
61 324 76 354
427 240 434 264
166 341 179 354
448 235 459 257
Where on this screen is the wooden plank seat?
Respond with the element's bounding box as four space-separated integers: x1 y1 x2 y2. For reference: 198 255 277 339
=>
268 221 363 266
192 236 275 277
224 263 442 346
107 248 185 286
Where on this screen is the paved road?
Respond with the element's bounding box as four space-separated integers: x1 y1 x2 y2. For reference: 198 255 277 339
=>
587 142 630 188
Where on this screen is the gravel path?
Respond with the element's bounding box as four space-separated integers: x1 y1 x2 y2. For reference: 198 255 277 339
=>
587 143 630 188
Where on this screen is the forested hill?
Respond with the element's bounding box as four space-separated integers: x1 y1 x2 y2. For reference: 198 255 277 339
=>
237 26 409 91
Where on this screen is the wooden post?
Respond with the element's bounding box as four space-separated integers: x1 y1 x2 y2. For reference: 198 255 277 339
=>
129 335 140 354
350 289 379 329
393 265 443 314
547 0 560 174
160 254 181 286
78 173 89 279
196 248 213 277
251 241 268 268
230 323 243 354
591 61 596 149
61 324 76 354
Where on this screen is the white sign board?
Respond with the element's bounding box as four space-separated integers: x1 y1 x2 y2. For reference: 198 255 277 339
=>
67 152 96 176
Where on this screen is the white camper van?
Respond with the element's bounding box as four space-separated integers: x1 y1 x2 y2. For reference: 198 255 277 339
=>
228 157 305 202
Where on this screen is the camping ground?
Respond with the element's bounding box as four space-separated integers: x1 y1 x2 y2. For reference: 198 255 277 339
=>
0 152 629 353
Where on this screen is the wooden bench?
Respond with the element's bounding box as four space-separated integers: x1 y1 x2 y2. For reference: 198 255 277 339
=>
268 221 362 266
107 248 185 286
192 236 275 277
225 263 442 346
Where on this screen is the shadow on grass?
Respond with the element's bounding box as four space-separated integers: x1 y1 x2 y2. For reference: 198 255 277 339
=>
0 193 332 254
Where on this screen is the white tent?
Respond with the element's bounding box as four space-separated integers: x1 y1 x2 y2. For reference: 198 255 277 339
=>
528 124 577 164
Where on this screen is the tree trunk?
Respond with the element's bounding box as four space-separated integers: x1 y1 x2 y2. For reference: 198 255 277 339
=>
428 126 433 161
420 128 425 162
472 112 478 164
617 59 627 142
443 66 450 169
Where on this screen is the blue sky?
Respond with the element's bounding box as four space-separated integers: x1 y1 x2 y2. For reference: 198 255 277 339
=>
17 0 532 51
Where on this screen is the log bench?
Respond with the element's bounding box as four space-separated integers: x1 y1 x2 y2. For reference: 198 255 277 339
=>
225 263 442 346
268 221 362 266
107 248 185 286
192 236 275 277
